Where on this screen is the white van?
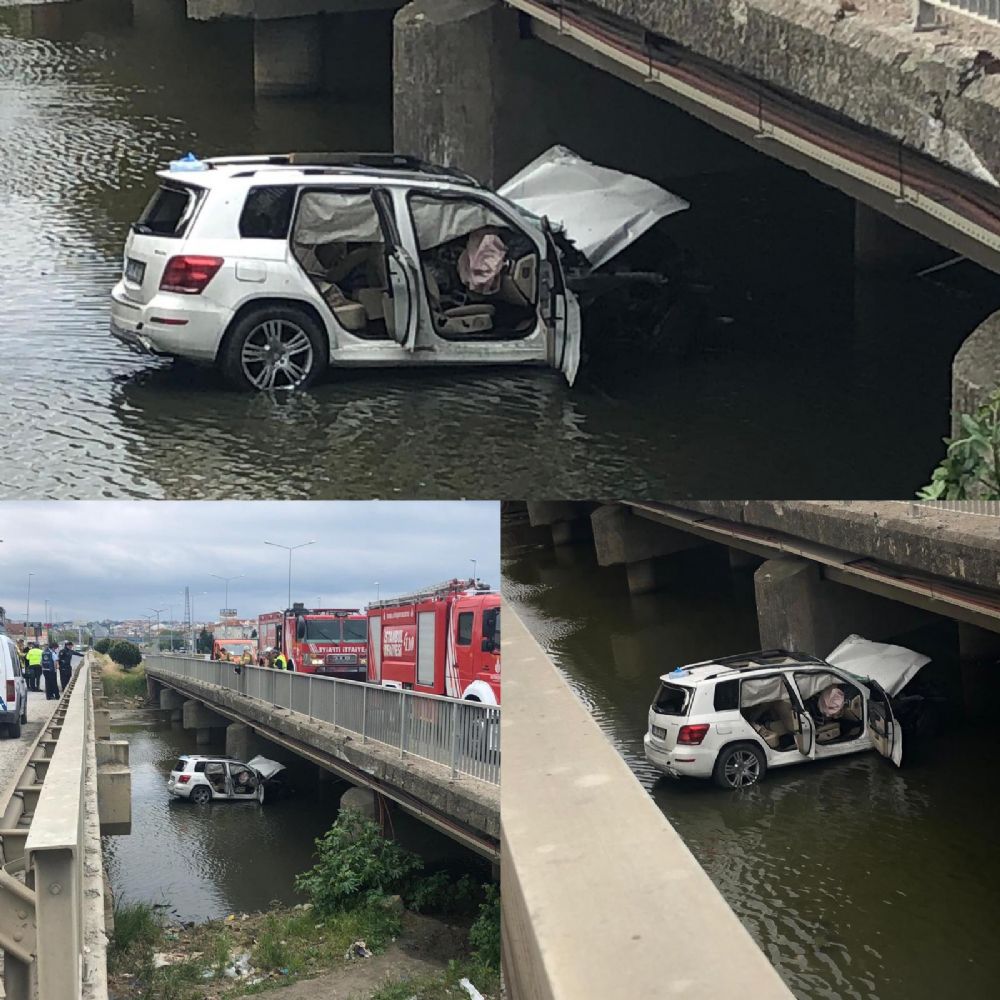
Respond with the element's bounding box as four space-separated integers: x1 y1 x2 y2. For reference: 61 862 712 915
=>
0 636 29 739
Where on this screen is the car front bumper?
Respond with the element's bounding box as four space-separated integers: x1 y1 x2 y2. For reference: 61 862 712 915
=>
643 734 715 780
110 282 229 363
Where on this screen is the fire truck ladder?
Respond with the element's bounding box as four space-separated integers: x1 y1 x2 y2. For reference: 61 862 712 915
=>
369 578 489 609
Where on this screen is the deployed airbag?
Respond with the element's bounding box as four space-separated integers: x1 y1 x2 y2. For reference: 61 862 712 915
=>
458 231 507 294
498 145 689 270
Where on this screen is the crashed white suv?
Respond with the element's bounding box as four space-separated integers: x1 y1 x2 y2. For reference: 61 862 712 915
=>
643 636 929 789
110 146 686 391
167 754 287 804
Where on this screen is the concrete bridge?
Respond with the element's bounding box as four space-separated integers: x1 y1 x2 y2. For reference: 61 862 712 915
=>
143 656 500 860
524 499 1000 713
0 654 131 1000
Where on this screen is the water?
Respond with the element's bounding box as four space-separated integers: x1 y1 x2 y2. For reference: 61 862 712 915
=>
3 0 1000 498
103 717 341 922
503 538 1000 1000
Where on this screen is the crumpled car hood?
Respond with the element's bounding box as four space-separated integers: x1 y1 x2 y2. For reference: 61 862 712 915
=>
247 755 286 780
498 145 689 270
826 634 931 697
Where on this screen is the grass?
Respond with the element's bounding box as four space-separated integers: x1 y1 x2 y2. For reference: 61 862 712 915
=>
368 959 501 1000
98 654 148 699
111 900 162 963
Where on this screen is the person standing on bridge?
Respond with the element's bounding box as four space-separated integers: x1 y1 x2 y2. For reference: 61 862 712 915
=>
274 649 288 670
58 640 75 691
25 642 42 691
41 641 59 700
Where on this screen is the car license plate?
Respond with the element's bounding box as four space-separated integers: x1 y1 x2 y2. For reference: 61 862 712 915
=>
651 725 667 740
125 258 146 285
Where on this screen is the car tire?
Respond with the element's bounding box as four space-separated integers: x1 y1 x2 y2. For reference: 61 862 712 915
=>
190 785 212 804
8 719 21 739
220 305 326 392
712 742 766 790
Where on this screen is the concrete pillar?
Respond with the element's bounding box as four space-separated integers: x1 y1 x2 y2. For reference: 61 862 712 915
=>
754 557 933 656
340 785 377 819
159 688 184 712
94 708 112 740
146 675 162 705
728 547 760 572
958 623 1000 720
97 762 132 836
254 16 323 97
526 501 594 546
183 700 229 739
394 0 509 184
226 722 266 761
592 504 706 595
952 311 1000 441
854 203 944 274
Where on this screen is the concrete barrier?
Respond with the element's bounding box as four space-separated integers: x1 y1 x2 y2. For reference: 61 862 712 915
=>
501 607 793 999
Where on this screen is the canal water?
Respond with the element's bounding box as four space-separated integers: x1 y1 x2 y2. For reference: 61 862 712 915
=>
3 0 1000 499
503 537 1000 1000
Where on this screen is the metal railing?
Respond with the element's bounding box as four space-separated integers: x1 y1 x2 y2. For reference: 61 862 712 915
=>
145 656 501 785
0 660 104 1000
915 500 1000 516
914 0 1000 28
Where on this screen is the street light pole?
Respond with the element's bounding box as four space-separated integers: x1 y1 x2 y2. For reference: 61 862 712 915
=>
149 608 165 652
211 574 244 615
470 559 477 586
374 581 380 604
264 540 316 610
26 573 34 633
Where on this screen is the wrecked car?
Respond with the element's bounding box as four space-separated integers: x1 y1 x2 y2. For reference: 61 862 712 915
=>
110 146 687 390
167 754 287 804
643 635 931 789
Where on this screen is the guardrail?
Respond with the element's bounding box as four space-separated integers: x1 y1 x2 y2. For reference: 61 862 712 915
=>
914 0 1000 29
144 656 500 785
916 500 1000 516
0 659 106 1000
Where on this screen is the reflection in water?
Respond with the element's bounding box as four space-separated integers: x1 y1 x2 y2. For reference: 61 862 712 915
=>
504 539 1000 1000
3 0 1000 498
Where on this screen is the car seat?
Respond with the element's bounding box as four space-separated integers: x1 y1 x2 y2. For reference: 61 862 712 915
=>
422 266 494 335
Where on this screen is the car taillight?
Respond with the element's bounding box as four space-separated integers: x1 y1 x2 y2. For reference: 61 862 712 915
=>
178 774 191 784
677 724 710 745
6 680 15 702
160 255 223 294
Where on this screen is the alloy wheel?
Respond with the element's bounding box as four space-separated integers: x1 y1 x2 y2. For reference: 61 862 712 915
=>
240 319 314 390
724 750 761 787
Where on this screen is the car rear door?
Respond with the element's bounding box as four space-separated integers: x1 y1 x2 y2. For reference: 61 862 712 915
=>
122 180 206 303
541 220 581 386
866 680 903 766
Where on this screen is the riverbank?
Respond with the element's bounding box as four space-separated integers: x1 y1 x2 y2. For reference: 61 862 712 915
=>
108 900 498 1000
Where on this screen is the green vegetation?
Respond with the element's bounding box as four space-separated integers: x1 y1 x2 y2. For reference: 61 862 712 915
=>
110 900 161 963
109 639 143 671
94 637 112 655
101 664 147 699
921 388 1000 499
197 628 214 655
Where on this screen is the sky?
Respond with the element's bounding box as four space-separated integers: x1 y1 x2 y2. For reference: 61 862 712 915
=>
0 501 499 625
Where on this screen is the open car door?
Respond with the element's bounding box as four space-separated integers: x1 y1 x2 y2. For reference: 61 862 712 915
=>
542 220 581 386
866 681 903 767
374 191 419 351
786 679 816 759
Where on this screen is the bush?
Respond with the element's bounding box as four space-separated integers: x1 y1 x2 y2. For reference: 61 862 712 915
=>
406 871 478 915
102 668 147 699
921 388 1000 499
294 810 422 916
94 638 111 655
109 639 142 671
468 885 501 971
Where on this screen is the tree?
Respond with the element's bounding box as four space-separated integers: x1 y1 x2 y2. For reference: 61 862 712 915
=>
94 638 112 655
109 640 142 671
196 629 214 655
921 388 1000 499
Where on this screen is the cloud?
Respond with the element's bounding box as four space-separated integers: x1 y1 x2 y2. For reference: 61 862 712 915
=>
0 501 499 624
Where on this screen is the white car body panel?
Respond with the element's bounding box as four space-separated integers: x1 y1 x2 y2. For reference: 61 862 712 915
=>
826 634 931 697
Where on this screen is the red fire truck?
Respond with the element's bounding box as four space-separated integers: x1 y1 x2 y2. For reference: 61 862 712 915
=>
257 604 368 681
367 580 500 704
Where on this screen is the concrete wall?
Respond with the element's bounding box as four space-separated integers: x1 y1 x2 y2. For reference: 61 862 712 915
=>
952 310 1000 441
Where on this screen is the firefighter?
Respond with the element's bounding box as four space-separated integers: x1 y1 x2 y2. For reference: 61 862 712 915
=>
274 649 288 670
25 642 43 692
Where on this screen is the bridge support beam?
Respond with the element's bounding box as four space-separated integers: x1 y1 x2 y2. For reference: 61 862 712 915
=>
526 502 594 547
754 557 933 656
854 203 944 275
146 675 163 705
254 16 323 97
952 311 1000 441
183 700 229 746
340 785 377 819
592 504 707 595
225 722 267 761
728 547 761 572
159 688 184 723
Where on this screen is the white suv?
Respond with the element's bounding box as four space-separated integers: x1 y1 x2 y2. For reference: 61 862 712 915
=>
643 636 930 789
110 146 686 391
167 754 287 804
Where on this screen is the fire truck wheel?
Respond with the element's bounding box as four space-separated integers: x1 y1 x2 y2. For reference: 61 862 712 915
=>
220 305 327 392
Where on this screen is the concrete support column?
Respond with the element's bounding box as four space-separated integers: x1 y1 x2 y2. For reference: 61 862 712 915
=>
754 557 933 656
159 689 184 723
526 502 594 547
226 722 266 761
854 203 943 274
592 505 706 595
952 311 1000 440
254 16 323 97
340 785 377 819
146 675 162 705
183 699 229 733
394 0 510 184
958 623 1000 720
728 547 760 572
